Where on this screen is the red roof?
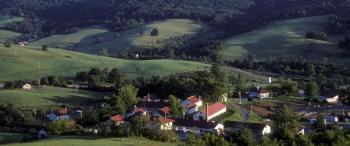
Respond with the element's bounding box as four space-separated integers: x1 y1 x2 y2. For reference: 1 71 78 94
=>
160 106 171 114
111 115 123 122
159 117 174 124
201 102 226 117
187 96 199 103
259 88 269 94
133 108 146 113
186 96 200 109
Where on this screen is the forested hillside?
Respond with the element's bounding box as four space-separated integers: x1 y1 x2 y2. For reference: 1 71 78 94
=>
1 0 348 40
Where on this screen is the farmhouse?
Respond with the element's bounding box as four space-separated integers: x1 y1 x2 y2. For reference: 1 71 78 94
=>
174 118 224 134
22 84 32 90
248 88 270 99
224 121 272 137
319 91 339 103
110 114 124 125
193 102 226 121
182 96 203 114
159 117 174 130
17 41 28 47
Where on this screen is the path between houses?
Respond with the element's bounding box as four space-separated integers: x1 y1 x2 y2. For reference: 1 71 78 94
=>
232 103 249 122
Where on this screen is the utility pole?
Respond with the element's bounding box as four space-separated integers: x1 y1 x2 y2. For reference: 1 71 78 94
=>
239 91 242 104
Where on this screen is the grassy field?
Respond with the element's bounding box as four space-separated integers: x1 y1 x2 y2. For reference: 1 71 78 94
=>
0 16 23 42
0 132 28 144
0 45 210 82
220 15 345 62
7 137 177 146
0 86 106 107
33 19 207 54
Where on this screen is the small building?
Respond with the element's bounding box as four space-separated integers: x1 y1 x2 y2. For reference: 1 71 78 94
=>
224 121 272 138
193 102 226 121
22 84 32 90
159 117 174 130
132 108 147 116
174 118 224 134
320 91 339 103
325 115 339 124
18 41 29 47
158 106 171 117
110 114 124 125
182 96 203 114
248 88 270 99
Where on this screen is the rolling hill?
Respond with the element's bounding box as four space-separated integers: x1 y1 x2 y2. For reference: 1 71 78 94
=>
220 15 345 62
32 19 208 54
0 16 23 42
0 45 210 82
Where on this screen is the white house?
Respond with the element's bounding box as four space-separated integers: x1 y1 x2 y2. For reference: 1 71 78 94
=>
193 102 226 121
248 88 270 99
182 96 203 114
320 91 339 103
224 121 272 137
174 118 224 134
159 117 174 130
23 84 32 90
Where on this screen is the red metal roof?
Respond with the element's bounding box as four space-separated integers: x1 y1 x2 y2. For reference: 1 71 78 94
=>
111 115 124 122
160 106 171 114
187 96 199 103
159 117 174 124
201 102 226 117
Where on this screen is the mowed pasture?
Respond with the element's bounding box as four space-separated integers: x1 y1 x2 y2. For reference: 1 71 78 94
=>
0 45 210 82
33 19 207 54
221 15 344 61
0 16 24 42
0 86 105 107
7 137 178 146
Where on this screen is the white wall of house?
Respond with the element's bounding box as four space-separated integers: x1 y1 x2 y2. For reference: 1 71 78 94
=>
326 95 339 103
183 99 203 114
193 107 227 121
262 125 272 135
160 122 173 130
259 93 270 99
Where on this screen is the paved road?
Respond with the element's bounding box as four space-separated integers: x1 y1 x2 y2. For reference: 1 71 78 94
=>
232 103 249 122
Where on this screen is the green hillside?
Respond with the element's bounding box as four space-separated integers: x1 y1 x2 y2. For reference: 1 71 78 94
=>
0 86 105 107
33 19 207 54
0 45 210 82
221 15 344 61
0 16 24 42
6 137 177 146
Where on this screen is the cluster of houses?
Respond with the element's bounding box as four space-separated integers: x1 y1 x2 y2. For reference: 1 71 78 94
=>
109 95 229 135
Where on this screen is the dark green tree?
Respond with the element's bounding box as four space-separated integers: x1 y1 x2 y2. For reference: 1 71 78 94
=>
150 28 159 36
305 81 319 100
168 95 184 117
273 105 300 142
42 45 48 51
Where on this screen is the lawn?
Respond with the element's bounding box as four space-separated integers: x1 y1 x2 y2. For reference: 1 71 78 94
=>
0 86 105 107
32 19 208 54
247 111 263 123
0 132 28 144
0 45 210 82
223 109 243 121
220 15 344 62
0 16 24 42
7 137 177 146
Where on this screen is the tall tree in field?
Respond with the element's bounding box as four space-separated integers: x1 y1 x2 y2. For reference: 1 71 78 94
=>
273 105 300 142
305 81 319 100
150 28 159 36
168 95 184 117
115 84 139 107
